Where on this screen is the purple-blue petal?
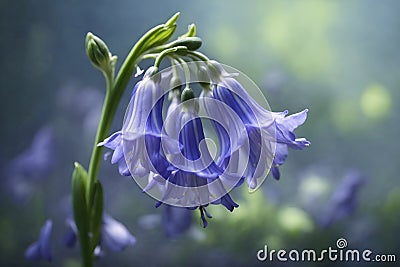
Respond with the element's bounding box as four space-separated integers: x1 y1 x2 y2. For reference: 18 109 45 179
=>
111 142 124 164
212 193 239 212
98 131 122 149
271 166 280 180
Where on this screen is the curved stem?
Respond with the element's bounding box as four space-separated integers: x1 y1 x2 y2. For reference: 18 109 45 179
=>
87 72 113 206
174 57 191 87
154 46 188 68
187 50 209 62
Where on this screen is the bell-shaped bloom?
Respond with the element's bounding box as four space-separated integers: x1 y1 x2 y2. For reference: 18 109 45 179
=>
99 67 171 178
208 61 310 185
25 220 52 262
98 131 131 176
149 95 239 226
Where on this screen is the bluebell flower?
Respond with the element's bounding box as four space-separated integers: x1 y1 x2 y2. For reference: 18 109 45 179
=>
99 67 173 178
207 61 310 185
25 220 52 262
64 214 136 253
150 93 239 226
162 205 192 238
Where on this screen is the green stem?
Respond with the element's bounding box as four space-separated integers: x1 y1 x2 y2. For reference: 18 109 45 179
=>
79 221 93 267
187 50 209 62
81 14 181 267
83 26 153 267
174 57 191 87
86 72 113 205
154 46 188 68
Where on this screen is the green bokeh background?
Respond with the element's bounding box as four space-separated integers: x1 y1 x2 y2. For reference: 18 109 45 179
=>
1 0 399 266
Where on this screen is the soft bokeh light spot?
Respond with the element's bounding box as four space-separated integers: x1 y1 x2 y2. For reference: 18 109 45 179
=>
277 207 314 234
299 175 330 204
360 83 392 119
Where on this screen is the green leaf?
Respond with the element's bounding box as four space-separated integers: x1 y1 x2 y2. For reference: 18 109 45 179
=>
90 181 103 251
71 162 91 262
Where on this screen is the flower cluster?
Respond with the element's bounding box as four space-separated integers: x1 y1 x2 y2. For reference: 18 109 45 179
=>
25 13 310 266
100 61 310 227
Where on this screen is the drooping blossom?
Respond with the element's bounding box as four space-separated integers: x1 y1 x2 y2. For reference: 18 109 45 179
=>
206 61 310 185
99 67 173 178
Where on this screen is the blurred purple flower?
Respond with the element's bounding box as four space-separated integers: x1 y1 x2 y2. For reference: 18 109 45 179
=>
4 126 56 202
102 214 136 252
320 171 365 227
25 220 52 262
7 126 56 179
63 217 77 248
162 205 192 238
64 214 136 253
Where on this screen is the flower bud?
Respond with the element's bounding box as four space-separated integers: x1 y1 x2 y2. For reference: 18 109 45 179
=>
181 87 195 102
181 87 199 112
143 12 180 51
168 37 202 51
179 24 197 38
85 32 112 71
